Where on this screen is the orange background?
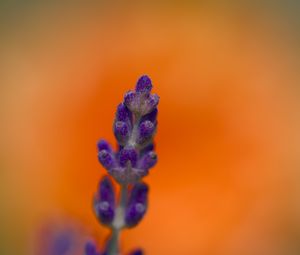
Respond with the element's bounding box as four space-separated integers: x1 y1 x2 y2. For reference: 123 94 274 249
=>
1 2 300 255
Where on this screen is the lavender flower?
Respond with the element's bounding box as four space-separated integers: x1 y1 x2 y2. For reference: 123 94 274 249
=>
97 76 159 185
94 176 116 226
87 75 159 255
125 182 149 227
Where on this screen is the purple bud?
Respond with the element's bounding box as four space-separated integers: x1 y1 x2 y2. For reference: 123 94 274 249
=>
136 75 152 94
124 91 137 111
114 121 129 144
98 150 115 170
128 249 143 255
138 151 157 170
144 94 159 114
119 147 138 167
95 201 114 225
116 103 132 122
125 182 148 227
139 120 155 139
94 176 115 225
97 139 112 152
98 176 115 203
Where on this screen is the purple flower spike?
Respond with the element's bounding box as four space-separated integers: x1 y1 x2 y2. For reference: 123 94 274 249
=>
119 146 138 167
98 150 116 171
93 76 159 254
94 176 115 226
128 249 143 255
136 75 152 94
138 151 157 170
114 121 130 145
125 182 148 227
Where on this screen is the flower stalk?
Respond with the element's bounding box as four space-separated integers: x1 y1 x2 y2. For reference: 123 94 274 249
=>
85 75 159 255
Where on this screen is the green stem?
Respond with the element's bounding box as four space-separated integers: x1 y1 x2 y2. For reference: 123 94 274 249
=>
106 229 119 255
107 184 128 255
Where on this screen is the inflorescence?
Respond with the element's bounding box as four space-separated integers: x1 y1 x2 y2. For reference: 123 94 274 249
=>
85 75 159 255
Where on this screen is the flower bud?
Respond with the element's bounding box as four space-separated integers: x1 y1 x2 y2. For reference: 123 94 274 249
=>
125 182 148 227
114 121 129 145
138 151 157 170
97 139 112 152
94 176 115 226
116 103 132 123
124 91 138 112
135 75 152 94
119 147 138 167
98 150 116 170
143 94 159 114
138 120 156 144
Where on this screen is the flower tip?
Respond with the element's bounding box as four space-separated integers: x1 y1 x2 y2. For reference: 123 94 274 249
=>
136 75 152 94
97 139 111 152
98 150 115 170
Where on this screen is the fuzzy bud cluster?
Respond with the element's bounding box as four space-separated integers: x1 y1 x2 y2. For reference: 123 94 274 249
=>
94 177 148 228
87 75 158 255
97 75 159 184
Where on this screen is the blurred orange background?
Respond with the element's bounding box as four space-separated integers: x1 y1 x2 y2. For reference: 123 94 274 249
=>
1 2 300 255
